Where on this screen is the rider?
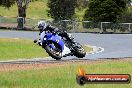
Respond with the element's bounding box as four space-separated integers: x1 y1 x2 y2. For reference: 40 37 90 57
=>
35 21 73 45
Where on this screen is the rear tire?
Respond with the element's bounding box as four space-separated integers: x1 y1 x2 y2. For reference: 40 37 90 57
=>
73 43 86 58
44 41 62 60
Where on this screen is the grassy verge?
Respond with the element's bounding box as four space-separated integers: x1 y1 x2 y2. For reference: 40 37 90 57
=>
0 38 48 60
0 59 131 88
0 38 92 61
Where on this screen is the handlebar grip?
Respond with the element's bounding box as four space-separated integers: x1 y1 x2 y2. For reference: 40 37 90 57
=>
34 39 37 43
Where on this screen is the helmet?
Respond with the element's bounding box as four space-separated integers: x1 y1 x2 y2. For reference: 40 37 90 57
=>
37 21 47 31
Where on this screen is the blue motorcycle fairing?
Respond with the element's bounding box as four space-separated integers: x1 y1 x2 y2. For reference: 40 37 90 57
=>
40 31 64 51
47 34 64 51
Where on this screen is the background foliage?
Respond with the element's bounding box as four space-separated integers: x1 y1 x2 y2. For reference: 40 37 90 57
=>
0 0 132 22
47 0 77 21
83 0 127 22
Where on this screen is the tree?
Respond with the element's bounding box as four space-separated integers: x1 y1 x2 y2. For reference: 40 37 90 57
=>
83 0 127 22
47 0 77 21
0 0 37 21
0 0 37 29
120 12 132 23
0 0 16 8
17 0 30 24
76 0 89 10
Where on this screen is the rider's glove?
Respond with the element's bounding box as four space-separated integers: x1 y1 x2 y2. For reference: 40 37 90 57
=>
34 39 37 43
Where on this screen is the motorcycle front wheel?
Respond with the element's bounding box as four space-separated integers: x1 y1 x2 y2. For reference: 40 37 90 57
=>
44 41 62 60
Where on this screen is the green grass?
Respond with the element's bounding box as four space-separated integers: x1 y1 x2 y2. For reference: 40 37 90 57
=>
0 38 48 60
0 38 92 61
83 45 93 52
0 0 50 19
0 17 17 23
0 0 84 20
0 60 131 88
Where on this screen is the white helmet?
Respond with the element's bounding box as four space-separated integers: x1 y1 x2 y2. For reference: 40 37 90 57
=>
37 21 47 31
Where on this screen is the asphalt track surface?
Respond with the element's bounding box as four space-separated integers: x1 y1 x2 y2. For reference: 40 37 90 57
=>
0 30 132 63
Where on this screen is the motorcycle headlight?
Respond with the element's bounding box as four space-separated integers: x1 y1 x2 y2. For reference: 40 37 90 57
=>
43 38 46 41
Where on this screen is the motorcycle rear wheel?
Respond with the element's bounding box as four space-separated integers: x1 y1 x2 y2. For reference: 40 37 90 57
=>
73 43 86 58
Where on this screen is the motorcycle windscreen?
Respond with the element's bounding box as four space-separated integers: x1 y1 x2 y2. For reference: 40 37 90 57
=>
40 32 52 42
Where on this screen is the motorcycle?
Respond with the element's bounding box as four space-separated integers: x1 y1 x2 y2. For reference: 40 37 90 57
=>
34 26 86 60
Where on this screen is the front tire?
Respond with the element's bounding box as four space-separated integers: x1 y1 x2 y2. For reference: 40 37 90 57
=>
44 41 62 60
